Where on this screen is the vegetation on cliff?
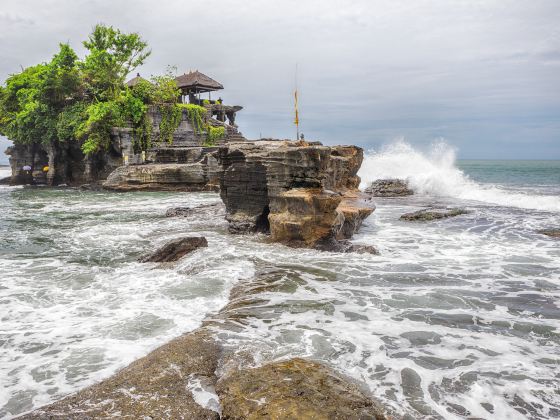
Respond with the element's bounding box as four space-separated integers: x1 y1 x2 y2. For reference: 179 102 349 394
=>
0 25 210 155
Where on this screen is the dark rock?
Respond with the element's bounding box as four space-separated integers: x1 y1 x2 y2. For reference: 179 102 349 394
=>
165 203 223 217
349 244 380 255
79 183 104 191
139 237 208 263
315 238 379 254
216 358 387 420
400 208 469 221
165 206 192 217
216 141 375 247
0 176 11 185
537 229 560 238
365 179 413 197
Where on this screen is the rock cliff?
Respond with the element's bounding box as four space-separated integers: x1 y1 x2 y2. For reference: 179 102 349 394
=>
216 140 375 249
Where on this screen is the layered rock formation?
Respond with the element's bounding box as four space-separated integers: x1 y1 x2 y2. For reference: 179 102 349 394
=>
103 148 219 191
216 141 375 249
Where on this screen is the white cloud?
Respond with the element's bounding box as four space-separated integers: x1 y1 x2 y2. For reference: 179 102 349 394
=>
0 0 558 158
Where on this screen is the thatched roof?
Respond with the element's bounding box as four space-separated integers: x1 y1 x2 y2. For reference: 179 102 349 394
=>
175 70 223 92
126 73 147 87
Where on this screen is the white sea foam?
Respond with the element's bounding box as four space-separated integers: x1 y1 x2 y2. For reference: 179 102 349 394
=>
358 140 560 212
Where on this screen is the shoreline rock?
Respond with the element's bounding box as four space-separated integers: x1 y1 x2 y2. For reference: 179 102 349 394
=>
139 237 208 263
400 208 469 221
365 179 413 197
537 229 560 238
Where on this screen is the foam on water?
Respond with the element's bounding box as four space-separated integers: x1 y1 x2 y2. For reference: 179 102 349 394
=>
1 153 559 419
358 140 560 212
0 189 252 418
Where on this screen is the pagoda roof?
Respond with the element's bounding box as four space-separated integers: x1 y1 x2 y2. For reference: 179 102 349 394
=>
126 73 148 87
175 70 224 92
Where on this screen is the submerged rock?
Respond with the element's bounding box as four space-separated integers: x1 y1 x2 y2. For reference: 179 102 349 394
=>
537 229 560 238
165 203 223 217
139 237 208 263
365 179 413 197
315 237 379 255
400 208 469 221
216 358 387 420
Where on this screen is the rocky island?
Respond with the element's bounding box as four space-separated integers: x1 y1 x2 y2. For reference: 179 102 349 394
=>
1 25 389 419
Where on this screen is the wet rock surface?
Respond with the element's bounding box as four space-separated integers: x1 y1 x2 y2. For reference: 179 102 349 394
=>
537 229 560 238
139 236 208 263
365 179 413 197
217 141 374 247
165 203 224 218
400 208 469 221
315 238 379 255
17 329 221 420
216 358 387 420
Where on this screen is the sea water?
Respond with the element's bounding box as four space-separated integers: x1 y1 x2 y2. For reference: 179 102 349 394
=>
0 142 559 419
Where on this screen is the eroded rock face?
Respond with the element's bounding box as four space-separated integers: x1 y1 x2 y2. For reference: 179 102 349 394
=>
400 208 469 221
216 358 387 420
139 237 208 263
217 141 374 248
103 159 219 192
365 179 413 197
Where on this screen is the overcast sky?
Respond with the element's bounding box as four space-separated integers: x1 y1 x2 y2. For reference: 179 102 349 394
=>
1 0 559 161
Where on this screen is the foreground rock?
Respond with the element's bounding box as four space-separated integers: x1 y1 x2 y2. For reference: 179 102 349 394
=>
217 358 387 419
538 229 560 238
139 237 208 263
400 208 469 221
217 141 375 250
19 330 388 420
365 179 413 197
18 329 220 419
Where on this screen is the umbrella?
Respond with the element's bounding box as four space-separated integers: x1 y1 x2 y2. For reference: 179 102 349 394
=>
22 165 32 171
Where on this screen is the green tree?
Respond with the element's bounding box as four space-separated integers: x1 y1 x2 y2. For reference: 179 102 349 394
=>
81 24 151 101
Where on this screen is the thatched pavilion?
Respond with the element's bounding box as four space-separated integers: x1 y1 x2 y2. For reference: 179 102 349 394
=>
126 73 148 88
175 70 224 104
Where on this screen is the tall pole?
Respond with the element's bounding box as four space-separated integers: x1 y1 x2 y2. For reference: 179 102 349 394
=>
294 63 299 140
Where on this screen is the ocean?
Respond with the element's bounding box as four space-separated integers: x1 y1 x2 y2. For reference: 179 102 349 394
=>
0 142 559 419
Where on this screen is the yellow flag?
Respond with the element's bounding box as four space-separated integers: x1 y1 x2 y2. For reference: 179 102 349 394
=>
294 90 299 125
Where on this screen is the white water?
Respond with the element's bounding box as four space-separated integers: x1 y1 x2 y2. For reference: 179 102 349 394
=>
359 140 560 212
1 149 559 419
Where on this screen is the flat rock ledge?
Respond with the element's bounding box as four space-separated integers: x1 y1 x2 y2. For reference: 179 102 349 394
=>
400 208 469 221
103 160 219 192
365 179 413 197
139 236 208 263
537 229 560 238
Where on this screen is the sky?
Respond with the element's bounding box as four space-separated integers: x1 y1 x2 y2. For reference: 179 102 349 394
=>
0 0 559 162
